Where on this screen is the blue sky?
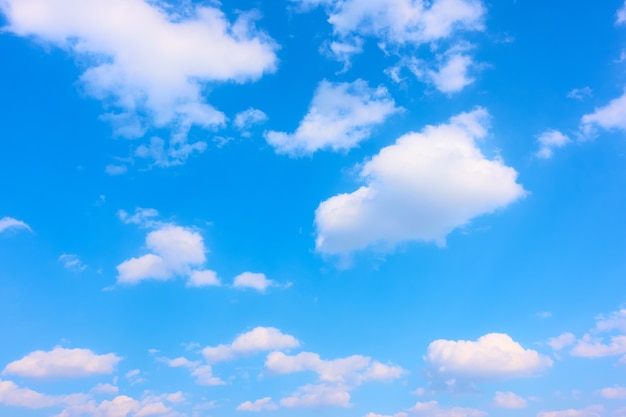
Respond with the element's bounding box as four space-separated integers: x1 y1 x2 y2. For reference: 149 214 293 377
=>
1 0 626 416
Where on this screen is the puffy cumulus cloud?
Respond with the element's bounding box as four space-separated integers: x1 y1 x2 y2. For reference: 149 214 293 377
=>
202 327 300 363
547 333 576 351
535 130 571 159
293 0 485 58
410 401 486 417
59 254 88 273
0 216 31 234
0 379 81 409
236 397 278 412
315 108 526 255
425 333 552 386
0 0 277 159
493 391 527 409
233 272 276 292
537 405 604 417
266 351 404 385
2 346 121 379
279 383 351 408
264 79 400 155
190 365 225 386
594 307 626 333
116 224 221 287
580 90 626 137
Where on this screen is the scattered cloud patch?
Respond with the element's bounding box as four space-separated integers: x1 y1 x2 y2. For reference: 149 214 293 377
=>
410 401 486 417
187 270 221 288
0 217 31 234
105 164 128 176
91 383 119 396
236 397 278 412
580 90 626 138
618 1 626 25
601 386 626 399
315 108 526 255
2 347 121 379
535 130 571 159
570 306 626 360
234 108 268 137
279 383 351 408
117 208 160 227
203 327 300 363
233 272 276 292
548 333 576 351
567 87 592 100
493 391 527 409
537 405 604 417
0 379 85 409
59 254 88 273
264 79 400 155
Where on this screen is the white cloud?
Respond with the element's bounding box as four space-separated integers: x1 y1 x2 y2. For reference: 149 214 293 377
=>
570 334 626 358
547 333 576 351
264 79 400 155
59 254 88 273
279 383 351 408
410 401 486 417
1 0 277 159
580 90 626 137
537 405 604 417
233 272 276 292
397 51 476 93
117 208 159 226
202 327 300 363
294 0 485 62
234 108 268 131
425 333 552 385
189 365 225 387
594 308 626 333
315 108 526 255
0 217 31 234
365 413 408 417
187 270 221 288
493 391 527 409
535 130 571 159
91 383 119 396
116 224 207 285
2 347 121 379
56 394 176 417
0 379 74 409
618 1 626 25
601 386 626 399
236 397 278 412
266 351 404 385
536 311 552 319
105 164 127 176
567 87 592 100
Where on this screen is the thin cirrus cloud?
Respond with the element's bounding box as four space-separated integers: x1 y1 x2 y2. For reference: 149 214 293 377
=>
0 216 31 234
424 333 553 390
2 346 121 379
0 0 277 166
314 108 526 255
265 79 400 156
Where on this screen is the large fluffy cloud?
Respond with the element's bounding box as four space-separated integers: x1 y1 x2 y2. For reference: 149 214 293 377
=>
2 347 121 379
425 333 552 385
202 327 300 363
0 0 277 166
265 79 400 155
315 108 526 255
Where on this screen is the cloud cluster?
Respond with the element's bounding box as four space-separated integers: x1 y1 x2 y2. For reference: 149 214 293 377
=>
265 79 400 155
315 108 526 255
570 307 626 360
